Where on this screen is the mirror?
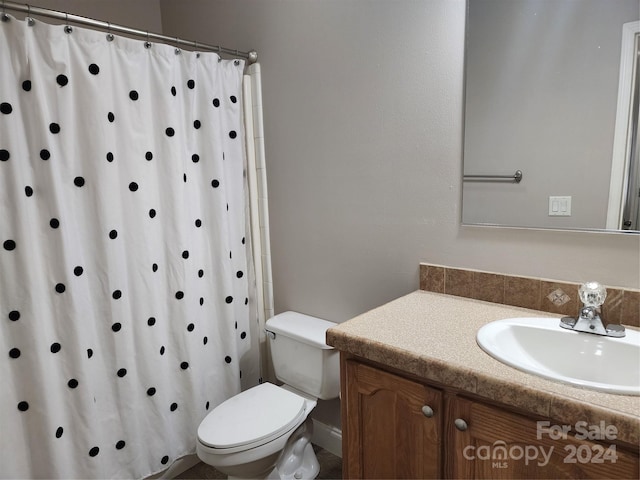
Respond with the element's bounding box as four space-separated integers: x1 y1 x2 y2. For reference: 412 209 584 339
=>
462 0 639 232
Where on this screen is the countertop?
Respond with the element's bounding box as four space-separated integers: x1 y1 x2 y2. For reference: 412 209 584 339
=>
326 290 640 446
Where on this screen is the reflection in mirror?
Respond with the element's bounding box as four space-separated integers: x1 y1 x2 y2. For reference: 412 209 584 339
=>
462 0 639 232
613 29 639 230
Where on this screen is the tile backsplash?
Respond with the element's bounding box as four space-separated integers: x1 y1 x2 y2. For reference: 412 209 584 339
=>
419 263 640 328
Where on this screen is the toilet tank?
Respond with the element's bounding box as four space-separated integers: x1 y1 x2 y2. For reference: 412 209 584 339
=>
265 312 339 400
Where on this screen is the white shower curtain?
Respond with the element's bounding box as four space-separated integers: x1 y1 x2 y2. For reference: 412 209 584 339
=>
0 14 254 479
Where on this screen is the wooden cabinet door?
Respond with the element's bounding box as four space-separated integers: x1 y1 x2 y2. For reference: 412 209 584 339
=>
343 360 442 479
447 395 640 479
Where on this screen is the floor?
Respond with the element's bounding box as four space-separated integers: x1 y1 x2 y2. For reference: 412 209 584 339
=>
176 446 342 479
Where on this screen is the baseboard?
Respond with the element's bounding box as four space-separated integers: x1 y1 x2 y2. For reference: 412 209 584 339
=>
146 454 201 479
311 418 342 458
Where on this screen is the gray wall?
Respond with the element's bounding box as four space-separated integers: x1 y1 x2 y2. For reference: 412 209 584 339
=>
21 0 640 322
463 0 639 229
159 0 639 322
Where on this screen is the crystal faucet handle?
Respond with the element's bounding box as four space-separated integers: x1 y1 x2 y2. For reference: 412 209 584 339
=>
579 281 607 308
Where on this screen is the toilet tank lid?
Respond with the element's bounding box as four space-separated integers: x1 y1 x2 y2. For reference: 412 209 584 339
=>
265 311 337 349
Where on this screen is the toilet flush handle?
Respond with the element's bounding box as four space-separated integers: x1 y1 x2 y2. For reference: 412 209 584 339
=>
265 329 276 340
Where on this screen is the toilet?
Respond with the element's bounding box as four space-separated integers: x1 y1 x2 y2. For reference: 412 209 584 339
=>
196 311 340 479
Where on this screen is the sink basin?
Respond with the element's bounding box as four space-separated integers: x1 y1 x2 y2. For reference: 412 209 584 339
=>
476 318 640 395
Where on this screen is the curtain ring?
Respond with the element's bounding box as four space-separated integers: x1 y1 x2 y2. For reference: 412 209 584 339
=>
175 36 181 55
64 13 72 33
144 31 151 49
1 1 10 22
106 21 114 42
26 4 34 26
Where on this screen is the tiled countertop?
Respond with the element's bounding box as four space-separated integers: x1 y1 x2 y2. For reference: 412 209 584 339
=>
326 290 640 446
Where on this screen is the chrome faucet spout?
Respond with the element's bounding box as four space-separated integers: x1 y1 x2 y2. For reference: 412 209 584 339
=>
571 306 607 336
580 306 597 320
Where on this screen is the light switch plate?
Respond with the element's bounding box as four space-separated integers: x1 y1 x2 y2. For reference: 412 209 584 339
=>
549 196 572 216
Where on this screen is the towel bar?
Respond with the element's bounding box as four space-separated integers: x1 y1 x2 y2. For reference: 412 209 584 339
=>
463 170 523 183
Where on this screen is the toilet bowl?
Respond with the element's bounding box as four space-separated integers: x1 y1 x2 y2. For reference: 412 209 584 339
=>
196 312 339 479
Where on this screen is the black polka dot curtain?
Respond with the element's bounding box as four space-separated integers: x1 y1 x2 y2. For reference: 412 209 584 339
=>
0 15 252 479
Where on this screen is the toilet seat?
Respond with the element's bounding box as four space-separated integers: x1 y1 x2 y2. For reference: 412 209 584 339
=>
197 383 307 453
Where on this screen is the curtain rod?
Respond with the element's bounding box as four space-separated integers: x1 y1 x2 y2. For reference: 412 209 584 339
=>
0 1 258 64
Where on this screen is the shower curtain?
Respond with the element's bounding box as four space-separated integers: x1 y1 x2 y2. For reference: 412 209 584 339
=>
0 14 254 479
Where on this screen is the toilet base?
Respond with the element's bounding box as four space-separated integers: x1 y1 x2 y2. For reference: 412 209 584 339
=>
274 418 319 480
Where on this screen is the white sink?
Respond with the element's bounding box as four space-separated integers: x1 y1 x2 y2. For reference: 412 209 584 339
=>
476 318 640 396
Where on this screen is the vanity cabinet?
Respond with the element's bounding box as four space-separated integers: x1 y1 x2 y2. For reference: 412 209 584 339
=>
448 396 639 479
343 360 442 478
342 356 640 480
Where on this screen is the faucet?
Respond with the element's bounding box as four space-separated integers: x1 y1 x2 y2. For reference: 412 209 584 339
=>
559 281 626 338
